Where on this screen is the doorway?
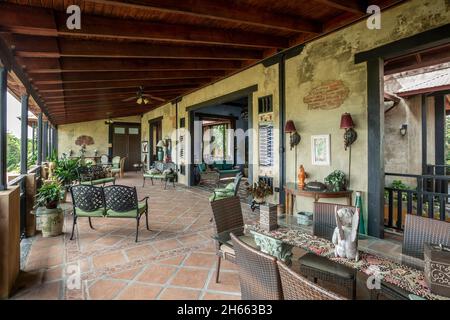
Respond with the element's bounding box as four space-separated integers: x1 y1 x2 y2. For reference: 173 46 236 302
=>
111 122 141 172
148 117 163 165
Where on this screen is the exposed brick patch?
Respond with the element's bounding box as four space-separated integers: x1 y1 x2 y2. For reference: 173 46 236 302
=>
303 80 349 110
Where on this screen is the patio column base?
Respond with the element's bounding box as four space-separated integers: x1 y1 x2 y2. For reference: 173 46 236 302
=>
0 186 20 299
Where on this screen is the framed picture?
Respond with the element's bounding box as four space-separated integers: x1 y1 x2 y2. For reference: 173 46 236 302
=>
141 141 148 153
311 135 330 166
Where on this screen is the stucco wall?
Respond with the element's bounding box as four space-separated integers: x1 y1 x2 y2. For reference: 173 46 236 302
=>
58 115 141 158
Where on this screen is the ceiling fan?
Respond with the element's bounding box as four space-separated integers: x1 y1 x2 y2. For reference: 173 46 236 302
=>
122 86 165 105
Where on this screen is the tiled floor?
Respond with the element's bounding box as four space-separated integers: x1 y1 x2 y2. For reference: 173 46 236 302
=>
11 172 251 300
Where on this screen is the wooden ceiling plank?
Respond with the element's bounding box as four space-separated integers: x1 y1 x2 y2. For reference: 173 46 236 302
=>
0 3 289 49
21 57 243 73
312 0 366 14
83 0 322 33
31 70 227 84
13 36 263 60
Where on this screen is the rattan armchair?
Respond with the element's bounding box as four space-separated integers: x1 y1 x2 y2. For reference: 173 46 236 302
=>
277 260 346 300
402 213 450 260
210 196 244 283
231 233 283 300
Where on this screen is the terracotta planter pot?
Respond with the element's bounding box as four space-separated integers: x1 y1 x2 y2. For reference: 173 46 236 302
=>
38 207 64 237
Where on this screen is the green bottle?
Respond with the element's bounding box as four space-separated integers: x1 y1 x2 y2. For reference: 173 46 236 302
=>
355 191 366 235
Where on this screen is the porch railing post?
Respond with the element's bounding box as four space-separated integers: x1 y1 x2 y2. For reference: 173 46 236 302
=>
20 94 29 175
0 66 7 191
31 123 35 157
54 125 58 155
37 113 43 165
42 120 48 161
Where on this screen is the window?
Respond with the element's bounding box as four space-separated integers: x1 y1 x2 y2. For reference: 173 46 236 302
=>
258 95 273 114
114 127 125 134
259 123 274 167
128 127 139 135
203 122 229 163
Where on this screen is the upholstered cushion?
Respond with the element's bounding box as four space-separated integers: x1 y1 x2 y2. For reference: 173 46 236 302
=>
106 200 147 218
222 163 233 170
149 168 161 174
299 252 355 279
198 163 206 172
110 168 120 173
76 208 106 217
80 177 115 185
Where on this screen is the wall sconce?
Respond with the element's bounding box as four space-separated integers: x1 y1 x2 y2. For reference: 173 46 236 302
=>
340 113 357 151
340 112 357 189
285 120 301 151
400 124 408 136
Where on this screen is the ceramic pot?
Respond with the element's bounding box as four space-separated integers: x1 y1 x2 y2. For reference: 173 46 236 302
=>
38 207 64 237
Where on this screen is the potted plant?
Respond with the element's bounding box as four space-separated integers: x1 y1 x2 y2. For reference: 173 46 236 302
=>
246 180 273 204
324 170 346 192
54 157 80 202
35 181 64 237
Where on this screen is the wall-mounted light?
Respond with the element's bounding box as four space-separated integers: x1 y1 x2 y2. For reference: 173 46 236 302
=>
285 120 301 151
400 124 408 136
340 112 357 151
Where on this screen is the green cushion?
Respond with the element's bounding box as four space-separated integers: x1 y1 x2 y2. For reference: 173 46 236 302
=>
144 173 175 179
218 169 240 174
80 177 115 185
223 163 233 170
76 208 106 217
214 163 224 170
106 201 147 218
110 168 120 173
209 192 233 202
198 163 206 172
225 182 235 190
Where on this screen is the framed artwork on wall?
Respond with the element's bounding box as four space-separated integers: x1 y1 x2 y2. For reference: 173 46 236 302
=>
311 134 330 166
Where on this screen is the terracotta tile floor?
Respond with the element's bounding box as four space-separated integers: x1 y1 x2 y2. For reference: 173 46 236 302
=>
11 172 252 300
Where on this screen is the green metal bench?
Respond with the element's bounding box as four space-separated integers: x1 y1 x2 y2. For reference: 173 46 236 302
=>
70 184 149 242
143 161 177 189
77 165 115 186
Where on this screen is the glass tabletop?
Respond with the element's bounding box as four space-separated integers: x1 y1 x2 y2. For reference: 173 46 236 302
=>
213 214 424 270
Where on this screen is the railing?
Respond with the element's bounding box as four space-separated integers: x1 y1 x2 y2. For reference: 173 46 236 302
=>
7 165 41 240
384 172 449 231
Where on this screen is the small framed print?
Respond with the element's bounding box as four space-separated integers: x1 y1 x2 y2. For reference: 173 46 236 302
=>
141 141 148 153
311 135 330 166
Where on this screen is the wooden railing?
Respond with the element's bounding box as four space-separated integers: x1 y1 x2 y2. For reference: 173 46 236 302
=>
384 172 449 231
7 165 41 240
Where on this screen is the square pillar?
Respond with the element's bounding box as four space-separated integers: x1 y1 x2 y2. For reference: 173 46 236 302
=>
0 66 7 191
0 186 20 298
37 113 43 165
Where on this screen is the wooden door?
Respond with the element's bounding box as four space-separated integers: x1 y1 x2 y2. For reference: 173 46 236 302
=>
112 123 141 171
149 118 163 164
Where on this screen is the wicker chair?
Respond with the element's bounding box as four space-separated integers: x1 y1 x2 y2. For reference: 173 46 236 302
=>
277 260 346 300
231 233 283 300
402 214 450 260
297 202 357 299
210 196 244 283
209 172 243 202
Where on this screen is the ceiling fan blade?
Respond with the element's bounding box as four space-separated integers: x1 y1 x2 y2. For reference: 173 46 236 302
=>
142 94 166 102
122 97 136 102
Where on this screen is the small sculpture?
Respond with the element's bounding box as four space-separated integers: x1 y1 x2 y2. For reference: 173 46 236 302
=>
332 206 360 261
298 165 306 189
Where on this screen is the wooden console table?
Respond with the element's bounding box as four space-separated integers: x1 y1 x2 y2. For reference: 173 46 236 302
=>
284 183 353 215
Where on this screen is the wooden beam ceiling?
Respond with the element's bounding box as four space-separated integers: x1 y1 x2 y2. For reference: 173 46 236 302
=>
0 0 403 124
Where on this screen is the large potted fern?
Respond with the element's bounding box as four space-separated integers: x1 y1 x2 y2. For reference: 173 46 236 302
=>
35 181 64 237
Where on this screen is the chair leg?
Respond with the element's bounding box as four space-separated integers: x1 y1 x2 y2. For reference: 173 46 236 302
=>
135 217 140 242
151 178 154 185
70 216 77 240
215 256 222 283
88 217 94 229
142 178 145 187
145 209 150 230
164 179 168 190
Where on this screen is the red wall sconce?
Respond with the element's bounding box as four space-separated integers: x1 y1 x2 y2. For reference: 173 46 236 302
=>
340 112 357 151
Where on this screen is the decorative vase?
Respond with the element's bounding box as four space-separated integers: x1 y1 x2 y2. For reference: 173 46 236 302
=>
260 203 278 231
157 148 164 161
37 207 64 237
355 191 366 235
298 165 306 189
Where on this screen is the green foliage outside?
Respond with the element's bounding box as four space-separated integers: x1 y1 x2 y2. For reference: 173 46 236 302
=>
7 132 36 173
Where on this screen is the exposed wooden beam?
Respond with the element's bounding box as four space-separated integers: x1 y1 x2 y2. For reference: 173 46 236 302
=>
384 48 450 75
397 84 450 97
43 90 183 103
12 36 263 60
38 78 210 92
19 58 243 73
45 93 179 106
41 86 195 99
83 0 322 33
0 3 288 49
30 70 228 84
312 0 366 14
